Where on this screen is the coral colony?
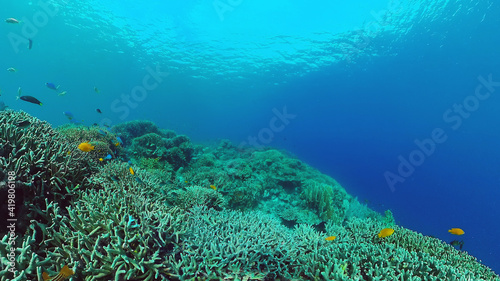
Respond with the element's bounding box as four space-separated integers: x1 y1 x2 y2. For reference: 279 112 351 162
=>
0 110 499 280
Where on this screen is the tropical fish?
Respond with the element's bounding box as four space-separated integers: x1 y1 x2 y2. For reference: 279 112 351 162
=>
77 142 94 152
7 67 17 72
58 91 67 96
63 111 74 120
210 185 217 190
325 236 336 241
116 136 123 145
17 87 21 98
129 167 135 175
94 86 100 93
98 129 107 136
448 228 464 235
378 228 395 238
46 83 60 90
110 175 119 182
99 158 103 161
19 96 42 106
104 154 112 160
5 18 20 24
42 265 74 281
0 101 7 111
28 38 32 50
96 108 102 113
15 120 31 128
450 240 464 250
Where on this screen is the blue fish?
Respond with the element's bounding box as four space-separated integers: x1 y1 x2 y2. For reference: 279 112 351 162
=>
98 129 107 136
69 119 84 125
116 136 123 145
104 154 112 160
63 111 74 120
46 83 60 91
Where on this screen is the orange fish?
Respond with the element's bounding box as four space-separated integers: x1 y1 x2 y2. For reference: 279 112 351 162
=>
325 236 336 241
210 185 217 190
129 167 134 175
448 228 464 235
42 265 74 281
378 228 394 238
77 142 94 152
115 142 120 147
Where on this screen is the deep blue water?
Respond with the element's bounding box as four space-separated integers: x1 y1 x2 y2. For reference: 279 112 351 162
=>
2 0 499 273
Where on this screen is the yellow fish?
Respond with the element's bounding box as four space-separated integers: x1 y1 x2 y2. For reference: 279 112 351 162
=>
99 158 103 161
448 228 464 235
129 167 134 175
325 236 336 241
77 142 94 152
210 185 217 190
67 151 71 155
378 228 394 238
115 142 120 147
42 265 74 281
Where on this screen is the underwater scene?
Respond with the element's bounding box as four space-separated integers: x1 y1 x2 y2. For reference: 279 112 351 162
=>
1 0 500 280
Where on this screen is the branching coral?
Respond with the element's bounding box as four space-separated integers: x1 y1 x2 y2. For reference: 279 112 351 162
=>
0 110 93 235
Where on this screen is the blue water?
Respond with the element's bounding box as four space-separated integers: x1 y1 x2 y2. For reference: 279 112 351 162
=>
2 0 499 273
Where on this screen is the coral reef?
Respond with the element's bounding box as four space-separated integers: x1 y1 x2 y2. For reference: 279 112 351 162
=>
1 111 498 281
0 110 93 235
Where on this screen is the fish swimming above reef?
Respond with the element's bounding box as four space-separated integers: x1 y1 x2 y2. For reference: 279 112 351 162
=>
210 185 217 190
129 167 135 175
15 120 31 128
19 96 43 106
42 265 74 281
325 236 336 241
7 67 17 72
46 82 60 90
0 101 7 111
63 111 74 120
94 86 100 93
450 240 465 250
96 108 102 113
78 142 94 152
28 38 32 49
378 228 395 238
58 91 67 96
448 228 465 235
5 18 20 24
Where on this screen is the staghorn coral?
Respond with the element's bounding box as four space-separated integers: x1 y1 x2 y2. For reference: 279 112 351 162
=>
1 112 498 281
0 110 93 235
2 161 186 281
172 185 226 210
168 207 500 281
